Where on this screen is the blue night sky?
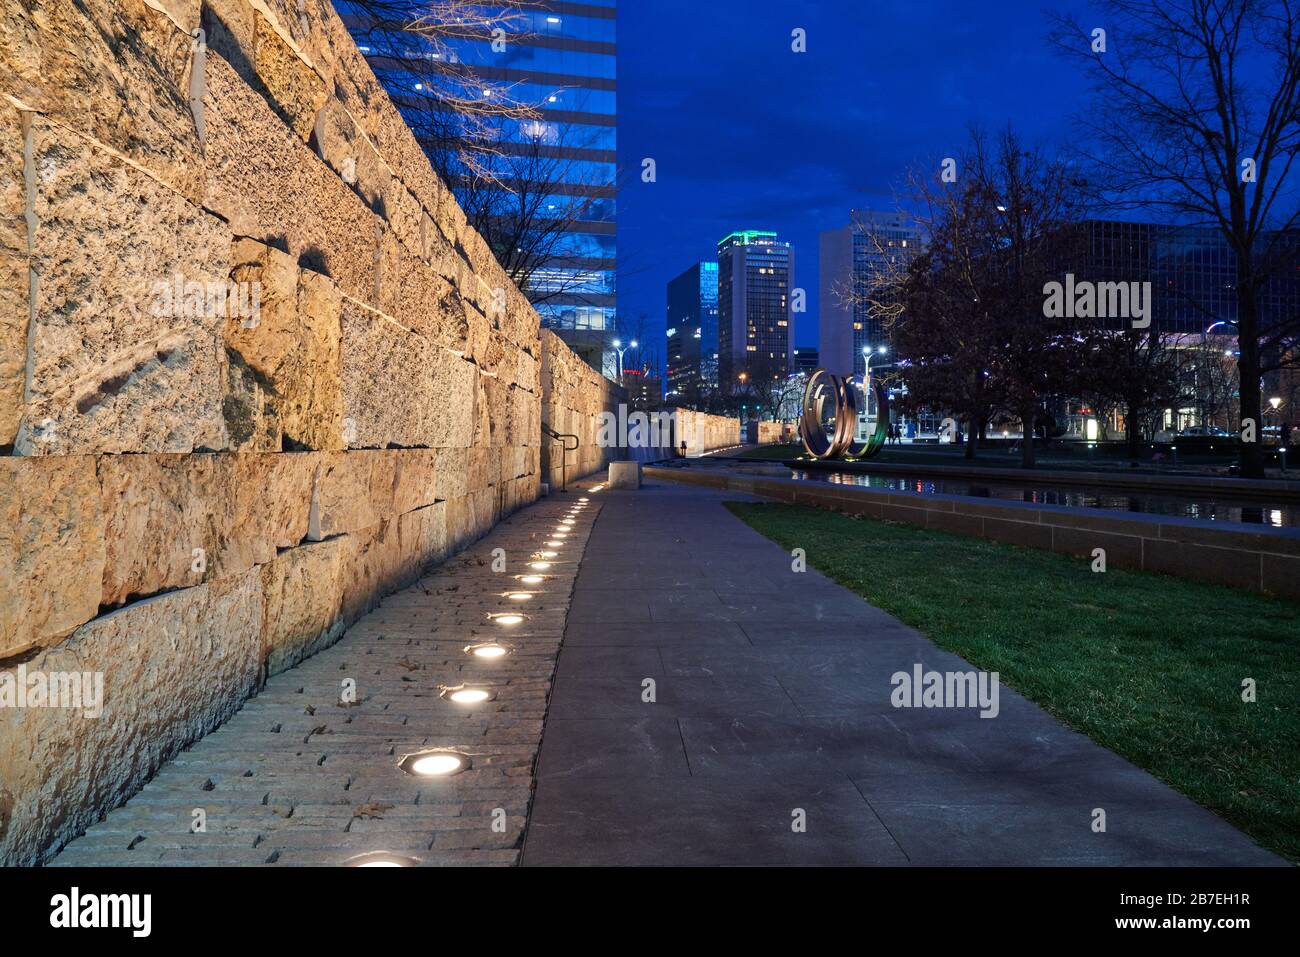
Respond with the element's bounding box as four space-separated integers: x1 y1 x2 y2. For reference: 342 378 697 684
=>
615 0 1101 361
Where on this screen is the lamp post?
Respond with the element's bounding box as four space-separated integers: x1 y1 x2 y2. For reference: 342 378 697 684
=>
861 344 888 378
613 339 637 381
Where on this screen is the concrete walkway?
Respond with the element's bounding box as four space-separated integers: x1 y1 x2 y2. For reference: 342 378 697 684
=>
521 478 1283 866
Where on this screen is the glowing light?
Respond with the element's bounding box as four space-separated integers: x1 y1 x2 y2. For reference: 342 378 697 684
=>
347 852 419 867
467 643 508 659
401 750 470 777
528 562 552 571
446 687 494 704
491 613 525 626
506 592 534 601
519 575 545 585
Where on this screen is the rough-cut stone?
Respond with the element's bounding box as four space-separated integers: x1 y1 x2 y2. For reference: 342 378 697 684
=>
375 228 468 350
0 0 203 201
98 452 317 607
224 240 344 452
0 458 105 660
252 8 328 142
308 450 441 541
0 0 553 868
0 105 26 448
311 96 389 215
97 454 231 608
540 330 625 487
260 537 345 676
608 461 642 490
339 519 404 624
339 300 477 449
20 121 231 455
203 53 379 306
0 571 264 866
228 452 316 568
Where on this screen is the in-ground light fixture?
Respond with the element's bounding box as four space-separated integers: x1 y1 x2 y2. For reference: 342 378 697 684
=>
441 685 498 705
465 642 509 659
488 612 527 626
346 852 421 867
399 749 471 777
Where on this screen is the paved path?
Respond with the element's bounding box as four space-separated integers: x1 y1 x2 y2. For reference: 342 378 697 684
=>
53 494 597 867
521 478 1283 866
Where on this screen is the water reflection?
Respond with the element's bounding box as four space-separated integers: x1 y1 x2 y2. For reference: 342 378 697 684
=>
793 470 1300 528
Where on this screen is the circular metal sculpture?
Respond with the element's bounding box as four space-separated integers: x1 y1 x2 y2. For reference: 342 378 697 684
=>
798 368 890 460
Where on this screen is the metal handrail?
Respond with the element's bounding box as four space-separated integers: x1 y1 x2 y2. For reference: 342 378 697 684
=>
542 424 580 491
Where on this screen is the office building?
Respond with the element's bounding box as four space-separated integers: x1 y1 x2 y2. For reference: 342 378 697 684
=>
666 261 719 402
819 210 924 377
793 346 819 374
717 230 794 393
339 1 618 375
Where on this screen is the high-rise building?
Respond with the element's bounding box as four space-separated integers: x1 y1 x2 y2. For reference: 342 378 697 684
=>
819 210 924 377
339 1 617 375
793 346 819 374
665 261 719 402
717 230 794 393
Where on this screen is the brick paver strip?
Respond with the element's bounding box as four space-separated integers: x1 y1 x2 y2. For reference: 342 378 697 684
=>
52 491 600 867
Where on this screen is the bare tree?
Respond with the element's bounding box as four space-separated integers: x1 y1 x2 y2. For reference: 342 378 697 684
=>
1050 0 1300 477
891 128 1089 467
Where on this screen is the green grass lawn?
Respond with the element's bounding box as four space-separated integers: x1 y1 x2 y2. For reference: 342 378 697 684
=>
725 501 1300 863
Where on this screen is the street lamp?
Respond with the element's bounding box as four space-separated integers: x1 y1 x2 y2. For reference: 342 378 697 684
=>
613 339 637 380
861 344 888 377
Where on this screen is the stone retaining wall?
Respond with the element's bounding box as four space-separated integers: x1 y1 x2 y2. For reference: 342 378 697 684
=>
0 0 541 864
540 329 625 489
674 409 741 456
747 420 789 445
647 466 1300 602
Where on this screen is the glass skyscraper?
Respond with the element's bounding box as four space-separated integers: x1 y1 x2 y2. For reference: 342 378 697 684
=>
338 1 617 374
665 261 719 402
717 230 794 394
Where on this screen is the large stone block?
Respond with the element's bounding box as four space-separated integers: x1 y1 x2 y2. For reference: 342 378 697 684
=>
251 7 328 142
19 121 231 455
0 105 25 448
223 240 345 452
375 228 468 350
339 518 404 624
0 458 105 660
339 301 477 449
98 454 230 608
1 0 202 201
226 451 316 569
308 450 442 541
203 53 379 307
398 501 448 583
311 95 389 215
260 537 345 677
0 571 263 865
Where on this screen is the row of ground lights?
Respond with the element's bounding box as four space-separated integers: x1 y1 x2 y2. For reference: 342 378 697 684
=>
351 492 597 865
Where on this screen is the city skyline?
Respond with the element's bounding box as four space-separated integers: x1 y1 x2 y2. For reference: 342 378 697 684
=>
617 0 1100 358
